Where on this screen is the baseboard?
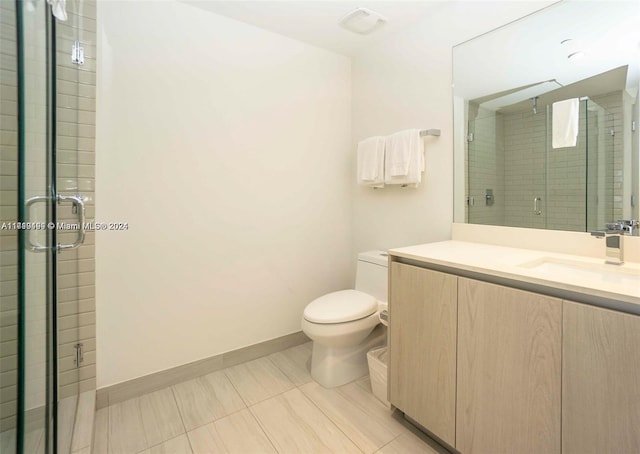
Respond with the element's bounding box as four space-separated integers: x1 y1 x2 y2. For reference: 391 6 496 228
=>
96 331 310 408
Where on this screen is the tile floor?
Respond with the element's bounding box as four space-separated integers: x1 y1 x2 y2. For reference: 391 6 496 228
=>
0 427 45 454
92 342 449 454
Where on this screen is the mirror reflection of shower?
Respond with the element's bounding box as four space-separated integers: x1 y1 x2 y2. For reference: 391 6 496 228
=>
465 68 625 233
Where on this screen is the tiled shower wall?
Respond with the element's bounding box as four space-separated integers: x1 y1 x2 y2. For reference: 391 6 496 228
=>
0 0 18 432
56 0 97 400
502 107 548 229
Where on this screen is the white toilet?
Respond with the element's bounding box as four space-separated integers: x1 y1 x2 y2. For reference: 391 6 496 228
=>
301 250 388 388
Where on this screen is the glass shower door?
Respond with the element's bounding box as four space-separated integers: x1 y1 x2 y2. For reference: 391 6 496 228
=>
467 112 505 226
19 1 57 453
0 1 21 450
2 2 87 452
546 98 615 232
0 0 56 452
585 99 615 232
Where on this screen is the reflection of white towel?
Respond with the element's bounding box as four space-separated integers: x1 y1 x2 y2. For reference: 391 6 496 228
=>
552 98 579 148
384 129 424 187
357 136 386 188
47 0 67 21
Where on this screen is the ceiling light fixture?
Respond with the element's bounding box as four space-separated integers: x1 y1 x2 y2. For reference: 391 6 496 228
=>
339 7 387 35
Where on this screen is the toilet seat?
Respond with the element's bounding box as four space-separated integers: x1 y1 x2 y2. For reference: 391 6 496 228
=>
303 289 378 324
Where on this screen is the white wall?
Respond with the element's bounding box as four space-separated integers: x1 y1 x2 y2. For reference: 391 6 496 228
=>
95 1 352 387
351 1 557 257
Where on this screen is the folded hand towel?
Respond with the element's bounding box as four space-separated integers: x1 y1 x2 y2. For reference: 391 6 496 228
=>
384 129 424 186
357 136 386 188
552 98 579 148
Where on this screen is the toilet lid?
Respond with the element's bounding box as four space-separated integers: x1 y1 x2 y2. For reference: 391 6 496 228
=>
304 289 378 324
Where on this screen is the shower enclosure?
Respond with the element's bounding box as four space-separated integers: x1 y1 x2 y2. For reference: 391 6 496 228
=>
466 96 616 232
1 1 96 452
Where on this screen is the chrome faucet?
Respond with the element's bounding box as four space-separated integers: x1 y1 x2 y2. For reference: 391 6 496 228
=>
591 220 638 265
607 219 639 235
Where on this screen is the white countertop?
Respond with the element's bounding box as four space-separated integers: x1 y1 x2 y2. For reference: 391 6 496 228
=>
389 240 640 312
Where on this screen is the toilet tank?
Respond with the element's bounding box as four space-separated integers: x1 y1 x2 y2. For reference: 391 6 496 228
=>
354 250 389 303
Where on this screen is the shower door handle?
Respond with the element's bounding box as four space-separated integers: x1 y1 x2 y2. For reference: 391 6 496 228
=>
56 194 86 250
24 195 87 251
533 196 542 215
25 195 50 252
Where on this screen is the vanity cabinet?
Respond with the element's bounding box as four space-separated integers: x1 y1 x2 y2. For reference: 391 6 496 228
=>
562 302 640 454
389 258 640 454
456 278 562 454
389 262 457 446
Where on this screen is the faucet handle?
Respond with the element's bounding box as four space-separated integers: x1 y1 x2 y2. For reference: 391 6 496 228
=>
595 220 638 236
616 219 638 234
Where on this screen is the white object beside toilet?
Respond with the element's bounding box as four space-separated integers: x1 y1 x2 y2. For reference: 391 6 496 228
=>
301 251 388 388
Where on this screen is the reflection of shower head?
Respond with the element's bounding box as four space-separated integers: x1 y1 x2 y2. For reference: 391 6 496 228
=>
531 96 538 115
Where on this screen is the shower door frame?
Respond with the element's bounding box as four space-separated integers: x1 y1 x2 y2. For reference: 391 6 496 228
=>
15 1 58 452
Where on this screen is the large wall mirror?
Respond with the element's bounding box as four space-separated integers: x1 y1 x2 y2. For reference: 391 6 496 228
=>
453 1 639 234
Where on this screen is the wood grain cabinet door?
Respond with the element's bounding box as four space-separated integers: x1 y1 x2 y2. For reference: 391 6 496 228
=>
389 262 457 446
456 278 562 454
563 301 640 454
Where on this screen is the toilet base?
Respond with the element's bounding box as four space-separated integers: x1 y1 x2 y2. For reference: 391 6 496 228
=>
310 324 386 388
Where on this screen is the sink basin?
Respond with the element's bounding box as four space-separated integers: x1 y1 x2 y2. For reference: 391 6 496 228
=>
518 257 640 286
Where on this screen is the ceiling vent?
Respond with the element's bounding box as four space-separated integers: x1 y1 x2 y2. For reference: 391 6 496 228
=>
339 7 387 35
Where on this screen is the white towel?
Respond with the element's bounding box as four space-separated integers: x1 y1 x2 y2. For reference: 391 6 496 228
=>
47 0 67 20
552 98 579 148
384 129 424 186
357 136 386 188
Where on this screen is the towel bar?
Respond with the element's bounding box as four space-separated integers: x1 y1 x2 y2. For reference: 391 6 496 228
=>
420 129 441 137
